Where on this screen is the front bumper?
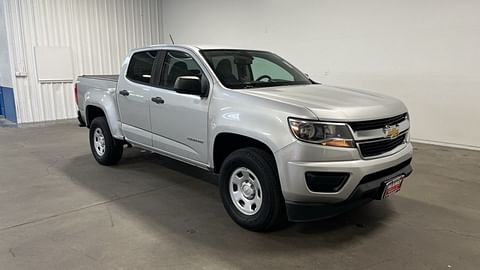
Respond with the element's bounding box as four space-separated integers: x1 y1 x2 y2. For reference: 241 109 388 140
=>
275 141 413 203
274 141 413 220
285 160 412 221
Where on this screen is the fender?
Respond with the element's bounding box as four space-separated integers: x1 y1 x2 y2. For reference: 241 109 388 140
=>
84 87 124 140
208 87 318 163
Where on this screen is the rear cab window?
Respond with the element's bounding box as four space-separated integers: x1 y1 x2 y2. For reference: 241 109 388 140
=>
126 51 158 84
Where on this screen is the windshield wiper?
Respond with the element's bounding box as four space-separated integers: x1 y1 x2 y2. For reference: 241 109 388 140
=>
240 81 265 89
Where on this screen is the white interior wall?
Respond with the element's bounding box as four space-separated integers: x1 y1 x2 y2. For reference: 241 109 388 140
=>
162 0 480 149
4 0 163 123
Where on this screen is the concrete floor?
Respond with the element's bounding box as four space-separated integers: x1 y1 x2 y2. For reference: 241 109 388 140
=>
0 117 17 127
0 121 479 270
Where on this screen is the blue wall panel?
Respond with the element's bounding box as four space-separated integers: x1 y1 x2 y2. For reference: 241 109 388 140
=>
0 86 17 123
0 88 4 115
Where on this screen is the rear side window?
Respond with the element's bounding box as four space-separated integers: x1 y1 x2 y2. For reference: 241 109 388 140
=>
126 51 157 84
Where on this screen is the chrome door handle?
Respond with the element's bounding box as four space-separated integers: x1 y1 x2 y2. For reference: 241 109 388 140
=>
151 97 164 104
119 90 130 96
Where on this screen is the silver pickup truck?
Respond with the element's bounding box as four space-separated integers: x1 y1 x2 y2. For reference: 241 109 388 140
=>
75 44 413 231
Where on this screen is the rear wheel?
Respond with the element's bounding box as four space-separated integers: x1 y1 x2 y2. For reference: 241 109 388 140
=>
219 147 287 231
89 117 123 165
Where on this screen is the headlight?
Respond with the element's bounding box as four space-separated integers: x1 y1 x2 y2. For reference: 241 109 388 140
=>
288 118 355 148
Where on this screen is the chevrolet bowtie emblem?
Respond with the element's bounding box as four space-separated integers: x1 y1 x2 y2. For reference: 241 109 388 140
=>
384 125 400 139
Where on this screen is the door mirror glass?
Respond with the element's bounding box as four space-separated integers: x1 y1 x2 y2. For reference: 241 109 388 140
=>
174 76 203 96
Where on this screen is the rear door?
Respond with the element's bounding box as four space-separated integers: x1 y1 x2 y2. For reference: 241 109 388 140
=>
117 50 159 146
149 49 211 165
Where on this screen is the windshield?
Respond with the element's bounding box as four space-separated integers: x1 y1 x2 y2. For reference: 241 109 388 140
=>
200 50 312 89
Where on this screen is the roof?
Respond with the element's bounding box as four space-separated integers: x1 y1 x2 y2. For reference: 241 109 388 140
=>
148 44 260 51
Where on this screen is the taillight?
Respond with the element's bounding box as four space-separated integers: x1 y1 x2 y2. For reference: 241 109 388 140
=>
74 83 79 105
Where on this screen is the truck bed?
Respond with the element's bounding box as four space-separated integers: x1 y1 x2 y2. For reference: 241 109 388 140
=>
79 75 119 82
76 75 120 122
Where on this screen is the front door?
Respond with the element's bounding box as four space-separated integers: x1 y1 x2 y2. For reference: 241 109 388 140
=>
117 50 159 146
149 50 210 164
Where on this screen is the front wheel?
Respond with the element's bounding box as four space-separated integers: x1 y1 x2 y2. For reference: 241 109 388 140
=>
89 117 123 165
219 147 287 231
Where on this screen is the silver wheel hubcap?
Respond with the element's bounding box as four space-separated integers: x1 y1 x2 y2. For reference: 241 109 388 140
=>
229 167 263 215
93 128 106 156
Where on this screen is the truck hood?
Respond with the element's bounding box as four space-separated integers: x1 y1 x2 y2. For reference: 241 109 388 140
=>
242 84 407 121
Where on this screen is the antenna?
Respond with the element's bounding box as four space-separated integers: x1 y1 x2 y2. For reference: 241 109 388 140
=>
169 34 175 44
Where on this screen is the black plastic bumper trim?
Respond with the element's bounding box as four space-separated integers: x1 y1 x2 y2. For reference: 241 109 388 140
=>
305 171 349 192
286 197 372 222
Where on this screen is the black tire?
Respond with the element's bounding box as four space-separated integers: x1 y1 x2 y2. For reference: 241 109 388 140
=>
89 117 123 165
219 147 288 231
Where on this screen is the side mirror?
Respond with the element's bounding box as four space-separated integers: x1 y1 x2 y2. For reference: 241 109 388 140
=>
174 76 203 96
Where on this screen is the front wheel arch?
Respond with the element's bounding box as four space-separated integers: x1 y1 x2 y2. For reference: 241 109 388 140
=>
212 133 276 174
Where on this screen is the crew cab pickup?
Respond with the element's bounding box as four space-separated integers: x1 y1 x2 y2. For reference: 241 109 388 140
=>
75 45 413 231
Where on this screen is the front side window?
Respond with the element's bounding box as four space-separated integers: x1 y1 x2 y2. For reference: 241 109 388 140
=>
159 50 205 89
201 50 312 89
126 51 157 84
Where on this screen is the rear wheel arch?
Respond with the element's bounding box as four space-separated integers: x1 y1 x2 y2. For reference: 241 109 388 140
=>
85 105 106 127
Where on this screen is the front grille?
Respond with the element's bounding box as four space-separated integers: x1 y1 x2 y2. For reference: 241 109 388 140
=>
358 133 406 157
348 113 407 131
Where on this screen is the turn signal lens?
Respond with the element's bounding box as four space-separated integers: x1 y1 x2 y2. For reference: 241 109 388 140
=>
321 139 355 148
